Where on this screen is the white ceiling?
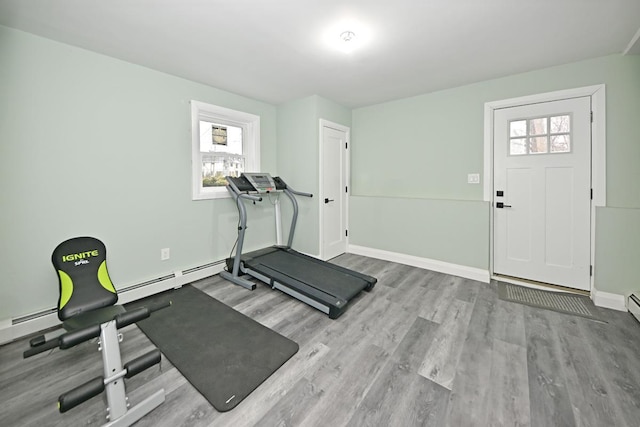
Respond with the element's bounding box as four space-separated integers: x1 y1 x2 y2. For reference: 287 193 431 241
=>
1 0 639 108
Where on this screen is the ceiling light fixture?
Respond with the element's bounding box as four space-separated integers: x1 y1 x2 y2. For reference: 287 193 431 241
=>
340 31 355 43
322 21 371 53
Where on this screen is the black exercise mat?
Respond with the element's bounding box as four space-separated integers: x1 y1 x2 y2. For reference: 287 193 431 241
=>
126 285 298 411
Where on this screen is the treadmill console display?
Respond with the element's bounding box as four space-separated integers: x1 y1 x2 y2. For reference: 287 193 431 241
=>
242 173 277 193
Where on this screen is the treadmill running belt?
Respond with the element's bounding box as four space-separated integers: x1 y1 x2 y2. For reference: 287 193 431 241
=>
246 250 368 301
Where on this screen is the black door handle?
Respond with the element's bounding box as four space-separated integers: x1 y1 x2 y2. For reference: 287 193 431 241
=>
324 198 334 204
496 202 512 208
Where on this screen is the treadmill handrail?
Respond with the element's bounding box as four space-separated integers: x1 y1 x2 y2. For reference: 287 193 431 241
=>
271 177 312 248
227 179 263 202
224 183 260 286
240 193 262 202
286 186 313 198
272 177 313 199
283 189 300 248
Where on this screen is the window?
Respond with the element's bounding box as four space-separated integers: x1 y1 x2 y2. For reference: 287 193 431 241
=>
508 114 571 156
191 101 260 200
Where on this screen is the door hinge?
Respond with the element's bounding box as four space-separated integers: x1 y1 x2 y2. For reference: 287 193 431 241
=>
345 186 348 193
590 265 593 276
590 111 593 123
345 142 348 149
590 188 593 200
345 229 348 237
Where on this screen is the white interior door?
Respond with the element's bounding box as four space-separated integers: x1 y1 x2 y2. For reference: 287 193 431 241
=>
493 97 591 290
320 122 348 260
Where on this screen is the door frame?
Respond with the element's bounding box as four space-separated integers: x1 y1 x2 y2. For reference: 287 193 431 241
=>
483 84 606 293
318 119 350 260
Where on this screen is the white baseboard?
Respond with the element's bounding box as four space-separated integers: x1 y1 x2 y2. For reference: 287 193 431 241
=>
347 245 630 313
0 318 13 347
348 244 490 283
0 261 226 345
591 288 627 311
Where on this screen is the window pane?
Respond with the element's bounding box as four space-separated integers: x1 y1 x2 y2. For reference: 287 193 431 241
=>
202 155 245 187
550 115 570 133
510 120 526 137
529 117 547 135
529 136 548 153
551 135 570 153
199 121 243 155
200 121 244 187
510 138 527 155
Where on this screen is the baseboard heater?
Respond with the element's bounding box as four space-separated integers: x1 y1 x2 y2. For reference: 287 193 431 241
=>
12 274 175 326
629 294 640 323
2 260 225 345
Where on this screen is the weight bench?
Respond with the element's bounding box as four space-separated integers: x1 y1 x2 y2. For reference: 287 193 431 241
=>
24 236 169 426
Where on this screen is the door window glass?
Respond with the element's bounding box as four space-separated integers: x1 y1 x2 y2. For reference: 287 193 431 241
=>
509 114 571 155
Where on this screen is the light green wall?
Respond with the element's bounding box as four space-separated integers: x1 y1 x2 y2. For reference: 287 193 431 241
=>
0 26 278 319
350 196 489 269
276 95 351 255
351 54 640 296
276 96 318 254
352 90 484 200
595 207 640 296
317 96 352 128
2 22 638 324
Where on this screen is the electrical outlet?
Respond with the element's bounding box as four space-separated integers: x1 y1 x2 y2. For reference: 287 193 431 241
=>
161 248 170 260
467 173 480 184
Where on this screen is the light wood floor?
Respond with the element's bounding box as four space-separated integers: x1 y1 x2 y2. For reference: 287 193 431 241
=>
2 254 640 426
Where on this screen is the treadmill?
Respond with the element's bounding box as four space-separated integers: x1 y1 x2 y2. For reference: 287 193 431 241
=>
220 173 376 319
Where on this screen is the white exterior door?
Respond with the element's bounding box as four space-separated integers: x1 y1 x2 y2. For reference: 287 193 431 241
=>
320 121 349 260
493 97 591 290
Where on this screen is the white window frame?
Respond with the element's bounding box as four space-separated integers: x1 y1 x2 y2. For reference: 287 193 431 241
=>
191 100 260 200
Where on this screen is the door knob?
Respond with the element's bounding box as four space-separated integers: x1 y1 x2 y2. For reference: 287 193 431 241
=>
324 198 334 204
496 202 512 208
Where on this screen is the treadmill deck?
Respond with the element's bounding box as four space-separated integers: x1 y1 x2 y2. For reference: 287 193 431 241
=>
229 246 377 318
